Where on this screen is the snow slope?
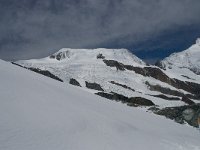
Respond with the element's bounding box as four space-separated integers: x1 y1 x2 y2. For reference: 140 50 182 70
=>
160 38 200 83
16 48 187 107
0 60 200 150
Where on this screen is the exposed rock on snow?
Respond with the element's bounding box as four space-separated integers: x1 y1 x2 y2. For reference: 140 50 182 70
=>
154 104 200 128
128 97 155 106
29 67 64 82
103 59 126 71
110 81 135 92
150 94 180 101
69 78 81 87
12 62 63 82
96 92 129 102
96 92 155 107
85 81 104 91
96 53 105 59
181 95 195 105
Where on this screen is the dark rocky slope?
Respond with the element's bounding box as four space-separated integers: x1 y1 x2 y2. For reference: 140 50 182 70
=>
103 59 200 99
96 92 155 107
150 104 200 128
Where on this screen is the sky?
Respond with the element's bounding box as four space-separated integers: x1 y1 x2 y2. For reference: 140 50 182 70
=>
0 0 200 64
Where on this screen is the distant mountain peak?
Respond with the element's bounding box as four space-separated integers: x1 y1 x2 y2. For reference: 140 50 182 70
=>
46 48 146 66
159 39 200 75
196 38 200 46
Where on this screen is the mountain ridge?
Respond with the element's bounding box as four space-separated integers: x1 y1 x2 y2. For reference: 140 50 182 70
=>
14 39 200 127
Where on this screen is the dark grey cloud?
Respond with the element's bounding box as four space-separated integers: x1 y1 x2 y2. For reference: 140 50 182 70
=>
0 0 200 60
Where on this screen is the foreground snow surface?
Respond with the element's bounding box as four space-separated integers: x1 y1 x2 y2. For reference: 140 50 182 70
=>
0 59 199 150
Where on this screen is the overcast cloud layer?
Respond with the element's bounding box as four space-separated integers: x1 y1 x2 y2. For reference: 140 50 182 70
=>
0 0 200 60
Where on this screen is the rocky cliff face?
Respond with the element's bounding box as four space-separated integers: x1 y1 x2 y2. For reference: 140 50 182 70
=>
151 104 200 128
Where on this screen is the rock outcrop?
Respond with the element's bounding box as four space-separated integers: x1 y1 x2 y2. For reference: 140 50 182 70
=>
103 60 125 71
110 81 135 92
97 53 105 59
85 81 104 91
69 78 81 87
103 59 200 98
12 62 63 82
150 104 200 128
150 94 180 101
96 92 155 107
128 97 155 106
181 96 195 105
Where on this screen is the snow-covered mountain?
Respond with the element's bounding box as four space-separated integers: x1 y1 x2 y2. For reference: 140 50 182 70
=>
15 43 200 127
0 59 200 150
158 38 200 82
16 49 178 106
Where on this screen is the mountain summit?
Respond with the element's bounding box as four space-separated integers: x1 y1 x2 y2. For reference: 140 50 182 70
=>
45 48 145 65
159 38 200 75
196 38 200 46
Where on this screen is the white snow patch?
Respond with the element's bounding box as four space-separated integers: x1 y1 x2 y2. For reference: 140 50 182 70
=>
0 59 200 150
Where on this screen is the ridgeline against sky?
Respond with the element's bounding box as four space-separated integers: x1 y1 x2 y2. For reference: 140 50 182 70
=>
0 0 200 63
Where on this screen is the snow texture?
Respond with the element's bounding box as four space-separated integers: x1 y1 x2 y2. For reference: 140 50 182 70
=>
161 38 200 83
0 59 200 150
16 48 187 107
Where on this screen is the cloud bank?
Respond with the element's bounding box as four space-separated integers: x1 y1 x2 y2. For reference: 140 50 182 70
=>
0 0 200 60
